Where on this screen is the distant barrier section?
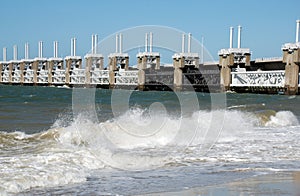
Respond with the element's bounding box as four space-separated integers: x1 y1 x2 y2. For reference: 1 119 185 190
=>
1 21 300 95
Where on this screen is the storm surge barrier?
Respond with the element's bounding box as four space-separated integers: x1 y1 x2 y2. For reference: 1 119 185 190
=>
1 20 300 95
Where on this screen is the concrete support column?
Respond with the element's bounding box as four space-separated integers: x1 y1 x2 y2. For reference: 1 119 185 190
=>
48 59 63 85
124 57 129 71
65 59 72 85
138 69 145 90
0 63 3 82
245 54 251 66
32 61 38 84
109 56 117 88
65 58 82 85
85 55 104 86
48 61 54 85
283 49 300 95
195 58 200 69
155 57 160 70
99 58 104 70
8 63 13 83
219 55 233 91
173 57 185 91
174 68 183 90
137 56 147 90
85 57 93 86
20 62 25 84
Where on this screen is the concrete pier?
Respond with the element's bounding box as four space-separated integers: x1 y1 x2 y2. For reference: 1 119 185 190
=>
65 38 82 85
137 32 160 90
282 45 300 95
85 34 104 86
108 33 130 88
48 41 64 85
218 26 251 91
172 54 184 91
172 33 199 91
32 41 48 85
281 20 300 95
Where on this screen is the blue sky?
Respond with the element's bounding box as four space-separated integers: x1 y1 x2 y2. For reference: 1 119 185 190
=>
0 0 299 62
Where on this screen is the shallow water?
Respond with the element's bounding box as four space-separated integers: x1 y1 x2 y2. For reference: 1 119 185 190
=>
0 84 299 195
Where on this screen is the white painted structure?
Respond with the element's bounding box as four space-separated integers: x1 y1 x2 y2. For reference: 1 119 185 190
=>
114 70 138 85
90 70 109 84
231 70 285 87
296 20 300 43
23 66 34 83
237 25 242 49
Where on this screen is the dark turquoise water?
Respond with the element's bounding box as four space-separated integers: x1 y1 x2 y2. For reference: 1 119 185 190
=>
0 85 72 133
1 84 299 133
0 84 300 195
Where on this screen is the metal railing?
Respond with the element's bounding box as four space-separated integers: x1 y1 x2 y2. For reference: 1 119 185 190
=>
115 70 138 85
90 70 109 84
23 70 34 84
1 70 10 83
70 69 85 84
231 70 285 87
52 70 66 84
37 70 49 83
11 70 21 83
255 57 283 63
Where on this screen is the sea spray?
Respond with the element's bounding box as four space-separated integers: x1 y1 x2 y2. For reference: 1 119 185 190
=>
0 109 299 193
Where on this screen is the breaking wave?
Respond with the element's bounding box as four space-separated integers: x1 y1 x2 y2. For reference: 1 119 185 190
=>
0 108 299 194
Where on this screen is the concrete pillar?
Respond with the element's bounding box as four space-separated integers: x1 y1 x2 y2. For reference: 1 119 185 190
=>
48 61 54 84
85 55 104 86
245 54 251 66
195 58 200 69
155 57 160 70
32 59 48 85
65 57 82 85
136 52 160 90
8 62 13 83
173 57 185 91
0 62 4 82
219 54 233 91
65 59 71 84
124 57 129 71
20 61 25 84
0 63 2 82
174 68 183 90
85 58 92 85
48 59 63 85
283 48 299 95
32 61 38 84
138 69 145 90
137 56 146 90
109 56 117 87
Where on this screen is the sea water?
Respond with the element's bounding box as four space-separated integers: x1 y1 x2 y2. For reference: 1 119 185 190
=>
0 85 299 195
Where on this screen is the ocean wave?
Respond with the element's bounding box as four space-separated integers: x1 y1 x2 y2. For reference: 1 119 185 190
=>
0 108 299 193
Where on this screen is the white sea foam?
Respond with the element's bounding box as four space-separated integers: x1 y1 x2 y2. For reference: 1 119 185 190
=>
265 111 299 127
0 109 299 193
